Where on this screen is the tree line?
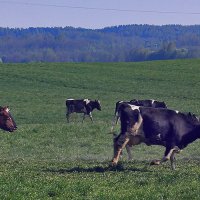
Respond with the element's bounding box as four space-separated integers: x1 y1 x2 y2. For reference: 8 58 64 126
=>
0 25 200 63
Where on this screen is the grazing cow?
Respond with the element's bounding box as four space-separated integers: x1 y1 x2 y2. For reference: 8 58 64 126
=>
66 99 101 122
111 99 167 132
112 104 200 170
0 106 17 132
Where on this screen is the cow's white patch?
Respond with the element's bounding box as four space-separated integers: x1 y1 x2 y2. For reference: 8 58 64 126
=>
131 113 143 136
126 105 144 139
5 107 10 113
84 99 90 105
67 98 74 101
129 105 140 111
175 110 179 114
151 99 155 104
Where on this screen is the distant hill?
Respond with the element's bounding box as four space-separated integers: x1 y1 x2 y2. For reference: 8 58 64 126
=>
0 25 200 63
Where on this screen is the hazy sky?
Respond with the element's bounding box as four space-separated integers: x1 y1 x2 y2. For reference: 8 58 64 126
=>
1 0 200 29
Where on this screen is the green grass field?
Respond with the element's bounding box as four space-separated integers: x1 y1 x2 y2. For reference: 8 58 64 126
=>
0 59 200 199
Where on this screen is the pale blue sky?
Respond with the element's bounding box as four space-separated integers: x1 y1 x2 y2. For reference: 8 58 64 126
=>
1 0 200 29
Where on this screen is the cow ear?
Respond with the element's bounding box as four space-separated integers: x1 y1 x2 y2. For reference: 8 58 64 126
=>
188 112 192 117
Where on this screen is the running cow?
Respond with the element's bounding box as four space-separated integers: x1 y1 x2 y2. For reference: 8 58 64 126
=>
0 106 17 132
112 104 200 170
66 99 101 122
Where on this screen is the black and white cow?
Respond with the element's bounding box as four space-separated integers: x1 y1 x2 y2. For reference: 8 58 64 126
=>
130 99 167 108
66 99 101 122
112 104 200 170
111 99 167 132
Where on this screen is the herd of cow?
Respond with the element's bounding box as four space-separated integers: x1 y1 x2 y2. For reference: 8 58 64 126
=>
111 99 200 170
1 98 200 170
65 98 200 170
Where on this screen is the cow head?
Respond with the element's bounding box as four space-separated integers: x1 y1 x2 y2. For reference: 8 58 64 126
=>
95 100 101 111
186 112 200 124
0 106 17 132
120 105 142 134
113 133 124 161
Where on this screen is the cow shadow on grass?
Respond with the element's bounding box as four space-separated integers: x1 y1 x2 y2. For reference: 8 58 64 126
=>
43 162 151 174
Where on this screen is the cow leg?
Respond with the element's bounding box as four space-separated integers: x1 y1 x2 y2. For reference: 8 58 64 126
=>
112 136 130 165
66 112 70 123
151 146 180 170
162 146 180 162
170 146 182 170
151 147 175 166
82 112 93 122
116 115 120 125
111 116 117 132
161 147 175 162
89 112 93 122
170 151 176 170
126 144 132 160
82 114 86 123
160 148 177 170
111 115 120 132
66 106 72 123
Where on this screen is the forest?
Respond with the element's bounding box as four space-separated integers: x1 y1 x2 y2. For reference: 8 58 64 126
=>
0 24 200 63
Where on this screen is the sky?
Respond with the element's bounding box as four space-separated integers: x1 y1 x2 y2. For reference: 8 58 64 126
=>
1 0 200 29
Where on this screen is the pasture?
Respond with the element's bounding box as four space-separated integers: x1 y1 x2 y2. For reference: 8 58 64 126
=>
0 59 200 199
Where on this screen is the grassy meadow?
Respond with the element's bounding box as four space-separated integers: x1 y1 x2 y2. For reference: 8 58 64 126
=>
0 59 200 199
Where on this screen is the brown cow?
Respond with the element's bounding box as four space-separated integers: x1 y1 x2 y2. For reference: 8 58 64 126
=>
0 106 17 132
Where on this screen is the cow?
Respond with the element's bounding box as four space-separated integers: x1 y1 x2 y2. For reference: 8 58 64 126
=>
0 106 17 132
66 99 101 122
111 99 167 133
112 104 200 170
130 99 167 108
111 99 167 159
123 110 200 161
124 110 199 161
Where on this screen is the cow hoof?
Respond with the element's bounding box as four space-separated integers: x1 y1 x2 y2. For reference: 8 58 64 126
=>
150 160 161 165
111 160 118 166
111 162 117 166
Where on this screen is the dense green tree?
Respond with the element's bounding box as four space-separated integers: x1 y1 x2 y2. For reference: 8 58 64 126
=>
0 25 200 62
